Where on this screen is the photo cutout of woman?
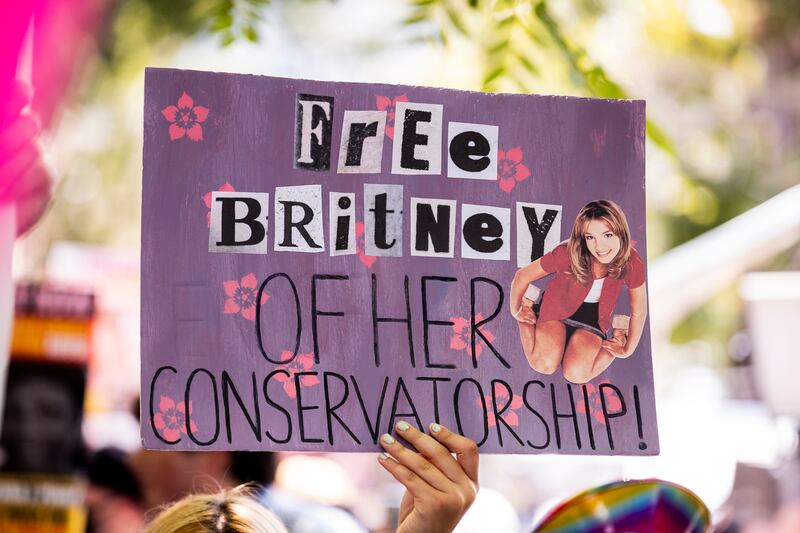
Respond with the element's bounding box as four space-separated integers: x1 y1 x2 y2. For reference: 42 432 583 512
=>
509 200 647 383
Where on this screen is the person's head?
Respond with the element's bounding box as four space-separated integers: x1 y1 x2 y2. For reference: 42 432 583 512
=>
146 484 286 533
130 397 277 511
567 200 632 284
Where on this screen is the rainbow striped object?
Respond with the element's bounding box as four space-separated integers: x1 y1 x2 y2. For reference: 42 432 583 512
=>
533 479 711 533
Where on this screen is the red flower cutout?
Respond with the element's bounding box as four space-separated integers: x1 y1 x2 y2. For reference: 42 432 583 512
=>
355 221 377 268
449 313 496 360
576 380 623 425
497 147 531 193
375 94 409 140
273 351 321 398
153 395 197 441
476 383 524 427
223 273 269 321
161 92 209 142
203 182 235 226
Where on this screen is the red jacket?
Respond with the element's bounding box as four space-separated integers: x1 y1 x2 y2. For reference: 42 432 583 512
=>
538 243 646 333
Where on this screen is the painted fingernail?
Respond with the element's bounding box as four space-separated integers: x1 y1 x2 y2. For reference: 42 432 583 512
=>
430 423 442 433
396 421 410 431
378 452 389 461
382 433 395 444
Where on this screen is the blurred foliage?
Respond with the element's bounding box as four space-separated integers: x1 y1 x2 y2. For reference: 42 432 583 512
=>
99 0 675 151
29 0 800 364
404 0 678 156
92 0 272 86
106 0 269 55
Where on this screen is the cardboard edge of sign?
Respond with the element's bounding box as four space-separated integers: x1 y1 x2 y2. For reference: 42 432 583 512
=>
144 67 647 106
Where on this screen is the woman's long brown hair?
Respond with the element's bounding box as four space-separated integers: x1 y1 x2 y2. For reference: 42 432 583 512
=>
567 200 632 285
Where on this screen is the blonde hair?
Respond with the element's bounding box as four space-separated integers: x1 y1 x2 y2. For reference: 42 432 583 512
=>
146 484 287 533
567 200 632 285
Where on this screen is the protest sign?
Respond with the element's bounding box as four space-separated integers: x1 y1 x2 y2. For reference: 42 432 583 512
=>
2 284 90 475
141 68 658 454
0 285 90 533
0 474 86 533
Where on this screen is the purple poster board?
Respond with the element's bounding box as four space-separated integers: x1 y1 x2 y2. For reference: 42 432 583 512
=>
141 67 658 455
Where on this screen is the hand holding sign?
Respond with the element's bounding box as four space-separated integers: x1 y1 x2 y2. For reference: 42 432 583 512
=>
378 422 478 533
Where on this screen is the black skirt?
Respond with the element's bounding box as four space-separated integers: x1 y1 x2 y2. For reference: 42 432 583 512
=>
562 302 606 339
534 297 606 340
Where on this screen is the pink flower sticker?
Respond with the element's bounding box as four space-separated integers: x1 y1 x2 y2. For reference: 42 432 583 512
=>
161 92 209 142
203 182 235 226
375 94 409 140
476 383 524 427
223 273 269 321
355 221 377 268
577 381 623 426
153 395 197 441
449 313 496 360
273 351 321 398
497 147 531 193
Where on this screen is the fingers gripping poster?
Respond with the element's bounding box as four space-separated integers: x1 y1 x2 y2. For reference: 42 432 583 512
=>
141 68 658 455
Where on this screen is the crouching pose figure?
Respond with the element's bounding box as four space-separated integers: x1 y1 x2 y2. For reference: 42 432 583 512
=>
510 200 647 384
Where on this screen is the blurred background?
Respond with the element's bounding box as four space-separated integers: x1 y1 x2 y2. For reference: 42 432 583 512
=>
2 0 800 531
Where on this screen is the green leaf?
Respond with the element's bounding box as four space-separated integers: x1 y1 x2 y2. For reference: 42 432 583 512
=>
646 120 677 158
585 67 626 99
220 30 236 47
488 38 510 55
483 65 504 85
522 20 549 46
412 0 438 5
211 13 234 32
509 74 529 93
215 0 235 16
445 5 468 35
468 0 480 7
516 52 539 76
403 9 429 25
533 1 633 103
243 3 263 19
534 1 580 67
497 14 517 28
243 24 259 43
